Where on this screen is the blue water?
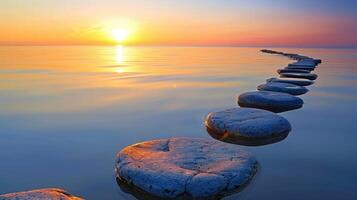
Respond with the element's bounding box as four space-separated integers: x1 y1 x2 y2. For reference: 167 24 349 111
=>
0 46 356 199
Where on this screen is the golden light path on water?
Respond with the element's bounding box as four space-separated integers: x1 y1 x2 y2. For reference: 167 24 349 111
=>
115 45 126 73
2 46 345 115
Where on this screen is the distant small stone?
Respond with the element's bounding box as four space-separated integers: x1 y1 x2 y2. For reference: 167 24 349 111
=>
258 82 308 95
205 108 291 146
267 77 314 86
313 59 322 64
286 65 315 70
0 188 83 200
288 59 317 67
280 72 318 80
115 137 257 199
238 91 303 112
277 68 311 74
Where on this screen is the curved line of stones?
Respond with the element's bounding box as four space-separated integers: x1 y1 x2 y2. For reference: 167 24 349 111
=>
0 49 322 199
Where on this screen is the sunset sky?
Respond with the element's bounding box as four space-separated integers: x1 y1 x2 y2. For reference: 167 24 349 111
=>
1 0 356 47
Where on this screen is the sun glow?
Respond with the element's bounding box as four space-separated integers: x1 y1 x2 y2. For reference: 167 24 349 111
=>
111 28 130 43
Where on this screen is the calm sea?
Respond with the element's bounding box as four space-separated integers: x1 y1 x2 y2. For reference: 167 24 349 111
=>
0 46 356 199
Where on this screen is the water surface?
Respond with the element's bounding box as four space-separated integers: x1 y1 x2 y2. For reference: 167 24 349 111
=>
0 46 356 199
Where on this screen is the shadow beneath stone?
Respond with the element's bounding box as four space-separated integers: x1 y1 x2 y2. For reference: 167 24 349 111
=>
116 163 259 200
206 126 289 146
117 177 166 200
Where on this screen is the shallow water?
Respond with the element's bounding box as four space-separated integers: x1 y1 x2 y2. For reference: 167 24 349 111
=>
0 46 356 199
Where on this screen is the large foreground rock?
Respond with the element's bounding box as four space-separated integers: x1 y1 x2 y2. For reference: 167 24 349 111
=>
238 91 303 112
115 137 257 199
267 77 314 86
0 188 83 200
205 108 291 146
258 82 308 95
280 72 318 80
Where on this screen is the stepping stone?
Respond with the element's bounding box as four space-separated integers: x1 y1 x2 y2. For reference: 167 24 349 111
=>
238 91 304 112
115 137 257 199
267 77 314 86
286 65 315 70
283 53 303 60
205 108 291 146
288 60 316 68
277 68 311 74
258 82 308 95
280 72 318 80
261 49 276 54
0 188 83 200
313 59 322 64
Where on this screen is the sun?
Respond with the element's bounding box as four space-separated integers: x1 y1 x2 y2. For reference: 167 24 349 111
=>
111 28 130 43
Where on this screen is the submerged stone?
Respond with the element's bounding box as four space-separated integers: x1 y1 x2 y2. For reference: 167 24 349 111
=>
258 82 308 95
267 77 314 86
238 91 303 112
0 188 83 200
115 137 257 199
205 107 291 146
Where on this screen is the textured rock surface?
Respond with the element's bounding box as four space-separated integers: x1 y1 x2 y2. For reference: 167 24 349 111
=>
115 137 257 199
280 72 318 80
267 77 314 86
258 82 308 95
238 91 303 112
0 188 83 200
205 108 291 146
277 68 311 74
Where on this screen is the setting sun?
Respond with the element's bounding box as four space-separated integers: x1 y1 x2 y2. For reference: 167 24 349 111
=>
111 28 130 43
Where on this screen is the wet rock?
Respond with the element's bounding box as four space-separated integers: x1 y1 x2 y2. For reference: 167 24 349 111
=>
280 72 318 80
267 77 314 86
205 108 291 146
238 91 303 112
115 137 257 199
0 188 83 200
258 82 308 95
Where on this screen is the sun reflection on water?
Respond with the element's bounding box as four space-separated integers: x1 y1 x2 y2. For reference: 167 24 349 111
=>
116 45 124 64
115 45 126 73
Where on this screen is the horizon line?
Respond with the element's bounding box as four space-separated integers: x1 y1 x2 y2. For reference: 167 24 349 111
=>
1 44 357 49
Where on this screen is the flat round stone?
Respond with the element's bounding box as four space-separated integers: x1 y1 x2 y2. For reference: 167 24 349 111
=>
258 82 308 95
280 72 318 80
267 77 314 86
288 59 317 67
238 91 303 112
0 188 83 200
277 68 311 74
286 65 315 70
205 108 291 146
115 137 257 199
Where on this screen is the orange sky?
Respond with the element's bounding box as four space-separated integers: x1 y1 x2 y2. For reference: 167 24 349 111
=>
0 0 356 47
